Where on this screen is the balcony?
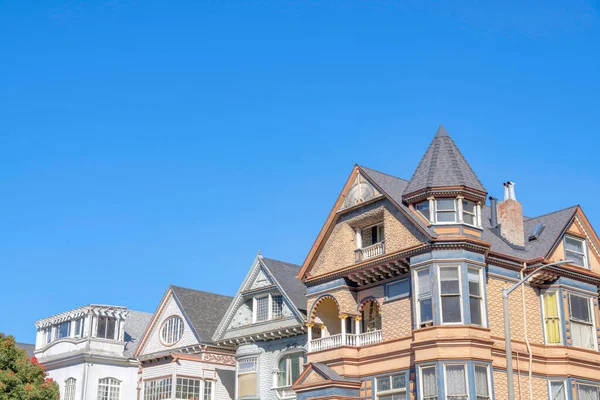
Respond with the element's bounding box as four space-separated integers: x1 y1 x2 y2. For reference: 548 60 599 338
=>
309 330 382 352
354 241 385 262
275 386 296 400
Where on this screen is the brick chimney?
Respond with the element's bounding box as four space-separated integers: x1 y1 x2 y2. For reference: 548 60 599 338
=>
497 182 525 247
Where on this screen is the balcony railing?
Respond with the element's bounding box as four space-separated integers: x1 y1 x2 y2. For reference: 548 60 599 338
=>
309 330 382 351
354 241 385 262
275 386 296 399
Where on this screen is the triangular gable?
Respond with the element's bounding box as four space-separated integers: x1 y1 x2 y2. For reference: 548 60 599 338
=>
297 165 434 280
212 254 305 342
292 362 361 392
547 207 600 269
134 287 201 357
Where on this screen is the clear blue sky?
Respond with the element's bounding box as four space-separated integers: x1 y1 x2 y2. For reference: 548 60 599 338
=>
1 1 599 343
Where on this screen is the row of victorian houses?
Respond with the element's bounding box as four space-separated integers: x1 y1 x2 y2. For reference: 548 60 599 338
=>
26 126 600 400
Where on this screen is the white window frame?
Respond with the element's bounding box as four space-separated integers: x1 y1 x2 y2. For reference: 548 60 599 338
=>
548 379 567 400
203 380 214 400
73 318 85 338
541 290 562 345
96 317 117 340
474 364 492 400
564 236 589 269
56 321 70 340
174 377 201 400
64 378 76 400
419 365 438 400
443 363 469 400
568 293 597 350
375 373 407 399
461 199 479 227
273 351 306 389
468 267 486 327
97 377 121 400
272 295 284 319
237 357 259 399
438 265 464 325
253 294 284 322
160 316 184 346
434 198 458 224
414 267 433 328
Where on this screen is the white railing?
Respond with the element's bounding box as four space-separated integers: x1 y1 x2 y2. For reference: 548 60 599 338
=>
275 386 296 399
355 241 385 262
345 333 357 347
357 330 382 346
310 334 342 352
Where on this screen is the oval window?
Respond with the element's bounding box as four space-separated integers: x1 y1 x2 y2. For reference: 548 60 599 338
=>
161 316 184 345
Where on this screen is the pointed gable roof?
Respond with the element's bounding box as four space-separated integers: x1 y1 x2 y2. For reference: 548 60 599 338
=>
261 257 307 313
404 125 486 197
171 286 234 343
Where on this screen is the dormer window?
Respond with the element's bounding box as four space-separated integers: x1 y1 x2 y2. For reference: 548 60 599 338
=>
56 322 70 340
565 236 588 268
253 294 284 323
435 198 457 223
96 316 117 340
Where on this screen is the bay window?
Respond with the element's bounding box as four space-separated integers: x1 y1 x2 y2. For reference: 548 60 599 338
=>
419 366 437 400
549 380 566 400
444 364 468 400
415 268 433 327
462 199 477 226
416 201 431 222
569 294 596 349
542 291 561 344
439 266 462 324
474 365 491 400
565 236 588 268
435 199 457 223
175 378 200 400
276 352 306 388
144 378 172 400
577 383 600 400
376 374 406 400
468 268 484 326
238 357 258 398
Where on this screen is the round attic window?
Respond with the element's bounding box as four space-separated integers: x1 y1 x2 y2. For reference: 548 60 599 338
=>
161 316 184 345
343 182 375 208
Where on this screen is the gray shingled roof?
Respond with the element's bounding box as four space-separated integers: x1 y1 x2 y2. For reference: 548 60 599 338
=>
16 342 35 358
404 125 486 195
172 286 233 344
262 257 306 314
123 310 153 357
481 205 578 260
310 362 360 382
358 165 437 238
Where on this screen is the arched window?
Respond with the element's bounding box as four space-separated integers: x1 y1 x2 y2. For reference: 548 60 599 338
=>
98 378 120 400
64 378 76 400
361 301 381 332
160 316 184 345
276 351 306 388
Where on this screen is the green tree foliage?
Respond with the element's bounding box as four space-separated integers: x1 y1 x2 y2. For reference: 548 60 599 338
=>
0 333 59 400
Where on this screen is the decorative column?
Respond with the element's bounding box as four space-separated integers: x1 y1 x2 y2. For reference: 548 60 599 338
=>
457 195 464 223
427 196 435 222
355 228 362 249
476 202 482 227
354 316 362 346
306 323 313 352
340 314 348 345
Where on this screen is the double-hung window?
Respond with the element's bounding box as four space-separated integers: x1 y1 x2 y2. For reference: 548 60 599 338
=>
542 292 561 344
462 200 478 226
549 380 566 400
565 236 588 268
474 365 491 400
415 268 433 327
569 294 596 349
468 268 484 326
577 383 600 400
440 266 462 324
254 294 284 322
420 366 437 400
277 352 306 388
376 374 406 400
237 357 258 398
444 364 468 400
435 199 457 223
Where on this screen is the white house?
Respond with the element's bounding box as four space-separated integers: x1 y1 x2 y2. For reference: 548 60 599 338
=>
212 252 308 400
134 285 236 400
34 304 152 400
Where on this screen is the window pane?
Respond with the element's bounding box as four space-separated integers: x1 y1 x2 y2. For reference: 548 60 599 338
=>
470 297 482 326
420 298 433 323
416 202 430 220
442 297 461 323
577 384 600 400
550 381 566 400
392 375 406 389
565 237 584 252
291 354 302 383
377 376 391 392
238 373 257 397
437 198 455 211
474 366 489 397
437 211 457 222
418 270 431 296
566 251 586 267
571 321 595 349
387 280 410 299
570 295 591 322
421 367 437 397
97 317 106 338
57 322 70 339
106 319 116 340
463 213 475 225
256 297 269 322
445 365 467 396
440 268 460 295
462 200 475 213
468 269 480 296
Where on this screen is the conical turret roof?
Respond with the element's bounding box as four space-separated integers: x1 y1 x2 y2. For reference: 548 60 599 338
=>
404 125 486 197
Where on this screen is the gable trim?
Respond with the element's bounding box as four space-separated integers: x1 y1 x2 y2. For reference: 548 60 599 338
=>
134 288 173 357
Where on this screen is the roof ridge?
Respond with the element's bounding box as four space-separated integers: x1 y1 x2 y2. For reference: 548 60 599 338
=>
170 285 233 299
526 205 579 221
261 257 301 269
358 165 409 183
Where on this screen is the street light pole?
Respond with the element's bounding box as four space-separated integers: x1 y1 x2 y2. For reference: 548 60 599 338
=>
503 260 571 400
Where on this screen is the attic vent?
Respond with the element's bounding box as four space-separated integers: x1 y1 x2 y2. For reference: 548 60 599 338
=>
529 223 545 241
